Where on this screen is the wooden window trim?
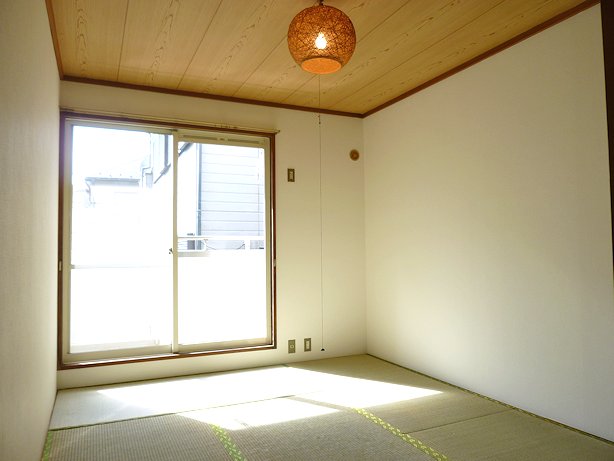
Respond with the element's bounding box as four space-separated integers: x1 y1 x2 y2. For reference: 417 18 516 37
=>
57 111 277 370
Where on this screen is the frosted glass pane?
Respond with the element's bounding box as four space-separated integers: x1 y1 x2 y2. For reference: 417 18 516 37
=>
70 267 171 352
178 251 267 345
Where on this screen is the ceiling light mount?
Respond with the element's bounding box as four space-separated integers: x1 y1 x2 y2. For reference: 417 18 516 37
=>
287 0 356 75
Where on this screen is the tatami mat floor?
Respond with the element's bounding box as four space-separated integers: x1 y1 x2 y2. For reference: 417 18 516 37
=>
47 355 614 460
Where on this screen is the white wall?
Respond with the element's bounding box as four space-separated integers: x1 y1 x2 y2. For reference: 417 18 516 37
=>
58 82 366 388
0 1 60 460
364 6 614 441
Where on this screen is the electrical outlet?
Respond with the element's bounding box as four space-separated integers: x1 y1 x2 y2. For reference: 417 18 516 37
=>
304 338 311 352
288 339 296 353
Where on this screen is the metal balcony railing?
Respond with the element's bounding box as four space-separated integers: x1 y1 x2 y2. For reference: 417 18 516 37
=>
178 235 265 255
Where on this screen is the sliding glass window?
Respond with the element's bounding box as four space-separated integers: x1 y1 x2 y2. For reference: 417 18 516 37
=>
60 114 275 365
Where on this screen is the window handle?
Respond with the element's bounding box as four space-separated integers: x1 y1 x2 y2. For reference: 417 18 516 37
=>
169 248 173 254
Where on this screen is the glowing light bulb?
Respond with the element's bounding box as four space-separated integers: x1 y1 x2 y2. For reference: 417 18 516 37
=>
315 32 327 50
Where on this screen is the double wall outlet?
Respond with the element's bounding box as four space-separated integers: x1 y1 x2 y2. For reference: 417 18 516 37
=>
288 338 312 353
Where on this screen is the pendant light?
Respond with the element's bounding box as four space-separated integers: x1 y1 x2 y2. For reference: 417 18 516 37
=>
287 0 356 75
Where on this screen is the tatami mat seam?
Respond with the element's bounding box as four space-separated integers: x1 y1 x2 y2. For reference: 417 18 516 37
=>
48 410 184 432
41 431 53 461
210 424 246 461
354 408 450 461
401 408 513 435
49 393 306 431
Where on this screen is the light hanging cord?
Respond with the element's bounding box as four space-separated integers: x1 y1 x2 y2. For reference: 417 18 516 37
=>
318 76 325 352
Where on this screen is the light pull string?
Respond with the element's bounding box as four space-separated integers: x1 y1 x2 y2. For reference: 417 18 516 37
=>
318 75 325 352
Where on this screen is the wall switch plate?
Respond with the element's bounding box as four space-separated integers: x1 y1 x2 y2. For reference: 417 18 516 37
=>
304 338 311 352
288 339 296 353
287 168 295 182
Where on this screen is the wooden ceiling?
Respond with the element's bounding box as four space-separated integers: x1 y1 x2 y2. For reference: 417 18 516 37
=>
47 0 595 117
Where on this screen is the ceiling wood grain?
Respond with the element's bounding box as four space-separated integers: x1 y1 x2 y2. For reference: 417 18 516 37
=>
118 0 220 88
48 0 596 116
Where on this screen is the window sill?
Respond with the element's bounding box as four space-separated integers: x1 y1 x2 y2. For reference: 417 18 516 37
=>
59 343 276 370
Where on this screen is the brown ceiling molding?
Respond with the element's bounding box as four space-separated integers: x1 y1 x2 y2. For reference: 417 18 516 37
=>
62 76 363 119
45 0 64 78
601 0 614 265
364 0 600 117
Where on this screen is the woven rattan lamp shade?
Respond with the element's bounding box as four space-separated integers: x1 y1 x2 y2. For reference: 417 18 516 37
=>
287 1 356 75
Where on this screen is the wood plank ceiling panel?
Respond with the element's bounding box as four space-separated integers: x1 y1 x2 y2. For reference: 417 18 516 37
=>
332 0 588 113
286 0 503 111
51 0 128 81
118 0 221 88
231 39 313 104
233 0 409 106
177 0 295 96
